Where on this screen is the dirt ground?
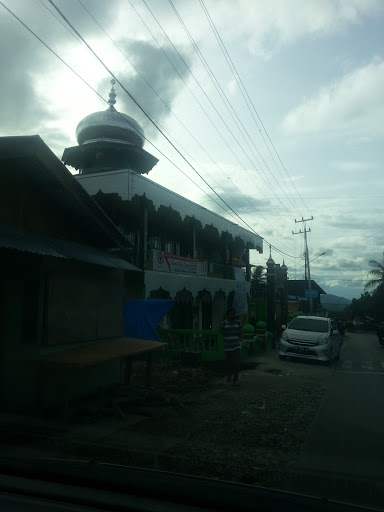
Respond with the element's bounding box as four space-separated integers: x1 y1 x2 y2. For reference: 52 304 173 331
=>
1 348 335 489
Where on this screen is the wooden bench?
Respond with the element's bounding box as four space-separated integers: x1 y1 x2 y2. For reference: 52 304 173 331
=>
27 337 166 419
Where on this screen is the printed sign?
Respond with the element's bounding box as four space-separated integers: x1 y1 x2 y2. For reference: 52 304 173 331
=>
153 250 207 276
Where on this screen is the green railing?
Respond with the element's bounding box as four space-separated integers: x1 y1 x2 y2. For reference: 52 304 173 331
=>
159 328 225 362
158 328 274 362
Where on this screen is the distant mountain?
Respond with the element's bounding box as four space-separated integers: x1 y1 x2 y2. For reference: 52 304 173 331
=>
320 294 351 313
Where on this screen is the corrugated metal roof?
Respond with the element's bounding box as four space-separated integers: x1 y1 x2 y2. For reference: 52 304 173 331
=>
0 225 141 272
77 169 264 252
0 136 131 251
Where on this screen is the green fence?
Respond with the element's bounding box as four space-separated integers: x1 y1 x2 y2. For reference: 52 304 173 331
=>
158 328 274 362
249 299 267 323
159 329 224 362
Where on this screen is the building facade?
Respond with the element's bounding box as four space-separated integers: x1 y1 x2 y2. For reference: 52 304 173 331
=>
0 135 143 412
63 81 263 330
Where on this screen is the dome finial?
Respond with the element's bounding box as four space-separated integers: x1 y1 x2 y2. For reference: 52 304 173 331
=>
108 79 116 110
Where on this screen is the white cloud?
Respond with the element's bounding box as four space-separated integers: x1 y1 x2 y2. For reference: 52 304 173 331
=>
280 57 384 135
133 0 384 61
345 136 373 145
330 161 380 172
209 0 384 58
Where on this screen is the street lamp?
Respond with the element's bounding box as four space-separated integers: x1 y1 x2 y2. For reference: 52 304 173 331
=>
309 252 326 264
305 252 325 280
306 252 325 314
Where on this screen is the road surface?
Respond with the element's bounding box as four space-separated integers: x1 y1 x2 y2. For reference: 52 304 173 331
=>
286 331 384 507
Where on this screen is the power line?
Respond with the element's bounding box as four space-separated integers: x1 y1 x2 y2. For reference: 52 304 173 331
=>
47 0 300 259
167 0 291 211
138 0 297 233
40 0 83 44
175 0 303 219
198 0 311 217
129 0 295 236
166 0 298 223
76 0 236 200
50 0 292 246
0 1 247 237
0 1 102 103
1 0 301 261
75 0 288 240
0 0 233 224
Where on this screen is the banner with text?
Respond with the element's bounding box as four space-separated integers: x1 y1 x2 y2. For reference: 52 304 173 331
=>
153 250 208 276
232 267 248 315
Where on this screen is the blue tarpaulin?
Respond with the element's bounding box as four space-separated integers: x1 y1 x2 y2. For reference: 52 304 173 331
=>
123 300 175 341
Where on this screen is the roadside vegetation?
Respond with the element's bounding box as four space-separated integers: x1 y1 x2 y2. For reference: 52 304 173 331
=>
343 252 384 326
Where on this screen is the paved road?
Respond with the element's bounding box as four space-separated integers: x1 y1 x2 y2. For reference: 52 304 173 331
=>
287 332 384 507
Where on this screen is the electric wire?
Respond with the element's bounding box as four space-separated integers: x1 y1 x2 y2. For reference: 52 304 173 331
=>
58 0 294 245
137 0 298 231
0 0 260 241
40 0 83 44
199 0 302 214
47 0 301 259
0 0 301 261
168 0 301 218
199 0 311 216
0 0 232 226
79 0 293 233
76 0 274 229
197 2 301 215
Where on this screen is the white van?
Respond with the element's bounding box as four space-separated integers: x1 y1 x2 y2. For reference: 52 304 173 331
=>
278 316 341 364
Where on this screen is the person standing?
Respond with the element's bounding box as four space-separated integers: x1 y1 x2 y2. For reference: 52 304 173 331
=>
221 307 243 386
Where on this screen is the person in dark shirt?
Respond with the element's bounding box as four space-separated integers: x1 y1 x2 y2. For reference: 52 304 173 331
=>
220 307 243 386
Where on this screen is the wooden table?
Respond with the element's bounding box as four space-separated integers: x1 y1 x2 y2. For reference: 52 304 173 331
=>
27 337 167 419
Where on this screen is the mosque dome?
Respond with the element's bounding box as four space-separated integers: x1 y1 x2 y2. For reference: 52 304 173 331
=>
75 79 145 148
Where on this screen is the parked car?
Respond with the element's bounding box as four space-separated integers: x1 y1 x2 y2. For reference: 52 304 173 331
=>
279 316 341 364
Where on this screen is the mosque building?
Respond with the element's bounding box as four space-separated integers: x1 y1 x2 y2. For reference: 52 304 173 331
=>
63 80 263 330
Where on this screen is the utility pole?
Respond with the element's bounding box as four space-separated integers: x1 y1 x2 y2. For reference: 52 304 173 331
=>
293 216 314 314
303 252 307 281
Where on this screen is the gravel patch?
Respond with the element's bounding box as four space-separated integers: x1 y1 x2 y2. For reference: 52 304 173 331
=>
160 385 325 486
2 353 326 491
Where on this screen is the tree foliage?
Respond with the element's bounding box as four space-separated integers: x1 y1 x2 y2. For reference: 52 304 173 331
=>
250 265 266 298
343 251 384 322
365 251 384 291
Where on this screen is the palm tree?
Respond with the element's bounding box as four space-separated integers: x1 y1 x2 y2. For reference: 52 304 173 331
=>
250 265 267 298
365 252 384 290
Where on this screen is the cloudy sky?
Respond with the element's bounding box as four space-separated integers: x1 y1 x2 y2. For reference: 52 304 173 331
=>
1 0 383 300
